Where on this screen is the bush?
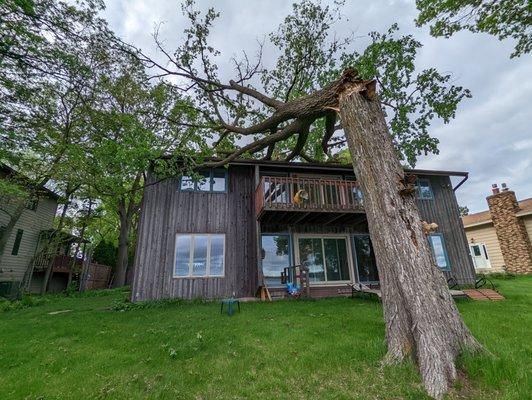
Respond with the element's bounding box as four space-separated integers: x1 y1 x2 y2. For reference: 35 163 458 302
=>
0 295 48 312
111 296 185 312
109 296 215 312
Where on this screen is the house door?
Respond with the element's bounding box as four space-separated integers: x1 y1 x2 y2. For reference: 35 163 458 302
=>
261 234 291 287
469 243 491 269
294 235 353 283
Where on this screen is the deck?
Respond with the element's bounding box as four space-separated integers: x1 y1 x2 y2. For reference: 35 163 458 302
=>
255 176 365 224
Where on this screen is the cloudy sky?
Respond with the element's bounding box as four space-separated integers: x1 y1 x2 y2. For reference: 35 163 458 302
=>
103 0 531 213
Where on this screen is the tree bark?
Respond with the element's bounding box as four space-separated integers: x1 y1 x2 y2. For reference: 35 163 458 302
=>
40 196 72 294
112 173 143 288
113 198 132 288
339 85 482 399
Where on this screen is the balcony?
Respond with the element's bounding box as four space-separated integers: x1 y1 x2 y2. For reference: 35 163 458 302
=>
255 176 365 225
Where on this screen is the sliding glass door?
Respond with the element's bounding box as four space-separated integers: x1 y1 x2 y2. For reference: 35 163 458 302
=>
296 236 351 283
261 234 291 287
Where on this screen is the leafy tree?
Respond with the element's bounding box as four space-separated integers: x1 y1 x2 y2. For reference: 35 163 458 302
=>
415 0 532 58
92 240 118 270
0 0 112 279
132 1 482 397
81 51 202 287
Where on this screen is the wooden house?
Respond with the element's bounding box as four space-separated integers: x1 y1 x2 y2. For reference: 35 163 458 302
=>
132 160 476 301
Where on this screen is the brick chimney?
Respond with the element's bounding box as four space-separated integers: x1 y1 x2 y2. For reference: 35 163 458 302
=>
487 183 532 274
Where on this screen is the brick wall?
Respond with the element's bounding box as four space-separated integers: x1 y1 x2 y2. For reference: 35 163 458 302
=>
487 190 532 274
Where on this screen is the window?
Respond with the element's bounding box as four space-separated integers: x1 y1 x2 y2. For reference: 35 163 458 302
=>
174 234 225 277
0 226 5 255
428 234 451 270
25 196 38 211
11 229 23 255
415 178 434 199
179 169 227 192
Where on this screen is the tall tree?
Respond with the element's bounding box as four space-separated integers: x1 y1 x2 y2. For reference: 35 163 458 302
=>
415 0 531 58
129 1 482 397
0 0 112 267
82 53 202 288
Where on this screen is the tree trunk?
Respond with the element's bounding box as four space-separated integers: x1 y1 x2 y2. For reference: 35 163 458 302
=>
113 199 131 288
339 85 482 399
68 199 93 290
40 196 71 293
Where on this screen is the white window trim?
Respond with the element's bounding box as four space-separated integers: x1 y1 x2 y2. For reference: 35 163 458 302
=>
173 233 225 278
293 233 354 285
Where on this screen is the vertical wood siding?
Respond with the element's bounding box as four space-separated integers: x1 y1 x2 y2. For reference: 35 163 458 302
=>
133 169 474 301
416 176 476 284
132 166 257 301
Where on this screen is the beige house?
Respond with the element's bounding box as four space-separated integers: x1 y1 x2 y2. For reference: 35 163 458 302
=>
0 164 60 293
462 184 532 274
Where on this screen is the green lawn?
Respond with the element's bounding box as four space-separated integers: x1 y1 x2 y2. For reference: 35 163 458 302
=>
1 277 530 400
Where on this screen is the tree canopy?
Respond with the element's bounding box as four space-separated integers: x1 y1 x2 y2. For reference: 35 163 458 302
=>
416 0 532 58
133 0 471 168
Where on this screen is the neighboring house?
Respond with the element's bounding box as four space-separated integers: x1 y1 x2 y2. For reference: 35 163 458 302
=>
132 160 475 301
0 164 59 292
462 184 532 274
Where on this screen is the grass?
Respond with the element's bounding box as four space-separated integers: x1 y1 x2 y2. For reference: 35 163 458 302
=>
0 277 530 399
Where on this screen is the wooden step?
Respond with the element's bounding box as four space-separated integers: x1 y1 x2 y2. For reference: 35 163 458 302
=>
463 289 505 301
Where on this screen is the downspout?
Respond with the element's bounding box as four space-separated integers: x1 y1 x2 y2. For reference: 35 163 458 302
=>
453 173 469 192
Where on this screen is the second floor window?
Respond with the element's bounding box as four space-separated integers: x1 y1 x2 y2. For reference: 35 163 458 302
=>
25 196 38 211
179 169 227 192
11 229 23 256
415 178 434 200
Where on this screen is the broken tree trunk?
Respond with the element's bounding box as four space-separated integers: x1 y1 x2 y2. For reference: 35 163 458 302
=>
339 83 482 399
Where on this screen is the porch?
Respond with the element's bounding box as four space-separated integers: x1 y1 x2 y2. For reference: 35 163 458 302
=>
259 231 380 300
255 176 365 225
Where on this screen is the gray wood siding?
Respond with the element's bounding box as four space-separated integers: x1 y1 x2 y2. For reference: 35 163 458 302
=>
132 166 257 301
0 197 58 282
133 167 474 301
416 176 476 284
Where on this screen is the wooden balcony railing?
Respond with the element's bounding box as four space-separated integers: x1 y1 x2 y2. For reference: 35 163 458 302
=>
255 176 364 216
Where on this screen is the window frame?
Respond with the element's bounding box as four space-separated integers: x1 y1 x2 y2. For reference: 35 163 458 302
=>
415 178 434 200
261 233 293 288
178 169 228 193
427 233 451 271
173 233 226 278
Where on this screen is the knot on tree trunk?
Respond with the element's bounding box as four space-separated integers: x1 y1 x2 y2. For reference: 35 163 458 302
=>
398 172 417 197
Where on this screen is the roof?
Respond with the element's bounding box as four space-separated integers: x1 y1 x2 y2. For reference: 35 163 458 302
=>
226 158 469 177
0 162 60 200
462 197 532 227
